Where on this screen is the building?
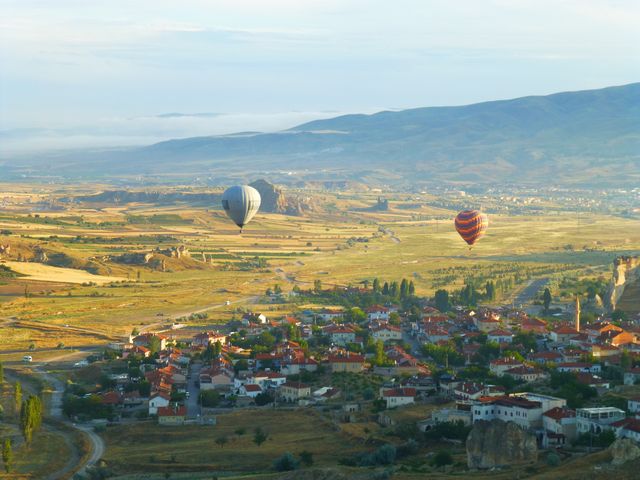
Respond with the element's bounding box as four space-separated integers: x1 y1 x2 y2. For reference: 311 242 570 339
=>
472 393 566 429
324 325 357 346
576 407 626 434
550 326 580 343
542 407 577 447
487 329 514 344
239 383 263 398
504 366 547 382
489 357 523 376
613 418 640 443
556 362 601 374
328 352 366 373
370 324 402 343
628 397 640 414
280 382 311 403
148 392 171 415
624 368 640 386
366 305 391 321
157 405 187 425
381 387 416 409
192 331 227 347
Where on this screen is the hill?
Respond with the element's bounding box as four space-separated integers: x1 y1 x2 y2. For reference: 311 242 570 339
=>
8 83 640 187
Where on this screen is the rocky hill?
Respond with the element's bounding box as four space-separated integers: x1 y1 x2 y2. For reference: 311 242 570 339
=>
606 255 640 310
466 419 537 469
249 179 318 216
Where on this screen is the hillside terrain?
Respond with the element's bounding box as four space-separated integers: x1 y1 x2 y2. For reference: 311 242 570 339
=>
4 83 639 187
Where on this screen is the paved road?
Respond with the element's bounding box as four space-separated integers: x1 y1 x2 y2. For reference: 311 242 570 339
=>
186 362 202 417
511 278 549 310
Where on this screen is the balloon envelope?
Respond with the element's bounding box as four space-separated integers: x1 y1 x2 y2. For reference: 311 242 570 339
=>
221 185 261 231
455 210 488 246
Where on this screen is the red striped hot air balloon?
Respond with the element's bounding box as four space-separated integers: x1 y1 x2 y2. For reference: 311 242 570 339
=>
455 210 488 247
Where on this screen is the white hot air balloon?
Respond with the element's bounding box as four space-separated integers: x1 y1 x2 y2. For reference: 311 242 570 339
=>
221 185 261 232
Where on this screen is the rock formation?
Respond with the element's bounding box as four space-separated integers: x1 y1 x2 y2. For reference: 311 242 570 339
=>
110 252 154 265
466 419 537 469
610 438 640 465
606 256 640 311
34 248 48 263
250 179 287 213
249 178 317 216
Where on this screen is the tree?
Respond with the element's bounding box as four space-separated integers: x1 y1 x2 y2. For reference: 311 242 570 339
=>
253 427 268 447
199 390 220 408
274 284 282 295
299 450 314 467
14 382 22 415
431 450 453 468
2 439 12 473
372 278 380 293
485 281 496 301
543 288 552 312
313 279 322 293
254 392 274 406
215 436 228 448
400 279 408 299
612 309 628 322
273 452 299 471
148 335 161 355
434 289 449 312
408 280 416 296
20 395 43 446
382 282 389 295
0 360 3 384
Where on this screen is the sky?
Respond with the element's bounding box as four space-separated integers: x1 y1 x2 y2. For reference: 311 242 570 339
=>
1 0 639 153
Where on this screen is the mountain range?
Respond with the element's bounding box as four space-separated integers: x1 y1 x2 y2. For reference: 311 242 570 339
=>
4 83 639 187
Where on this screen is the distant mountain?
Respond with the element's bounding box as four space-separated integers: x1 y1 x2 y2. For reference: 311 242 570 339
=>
8 83 640 186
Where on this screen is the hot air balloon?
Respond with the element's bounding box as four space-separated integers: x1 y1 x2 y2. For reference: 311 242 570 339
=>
221 185 261 232
455 210 488 247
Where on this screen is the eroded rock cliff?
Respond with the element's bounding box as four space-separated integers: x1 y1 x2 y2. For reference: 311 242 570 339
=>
466 419 537 469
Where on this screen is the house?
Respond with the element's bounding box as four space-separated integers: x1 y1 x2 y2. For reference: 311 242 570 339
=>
472 393 566 429
530 351 563 365
100 391 123 407
503 366 547 382
280 382 311 403
614 418 640 443
324 325 357 346
487 329 514 344
133 333 167 351
576 407 626 434
549 326 579 343
624 368 640 386
192 331 227 347
149 392 171 415
317 309 344 322
628 397 640 414
591 344 621 359
370 324 402 343
489 357 524 376
242 312 267 325
239 383 263 398
328 352 366 373
422 326 450 344
157 405 187 425
366 305 390 321
556 362 601 374
542 407 577 447
454 383 504 404
381 387 416 409
520 316 548 334
199 367 234 391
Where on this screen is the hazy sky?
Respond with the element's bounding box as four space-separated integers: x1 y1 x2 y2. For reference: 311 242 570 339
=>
1 0 639 152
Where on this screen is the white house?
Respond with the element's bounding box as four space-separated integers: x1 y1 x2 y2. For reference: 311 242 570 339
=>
381 387 416 409
239 383 263 398
487 329 514 344
542 407 577 447
370 324 402 343
628 397 640 414
148 392 170 415
366 305 391 321
576 407 626 434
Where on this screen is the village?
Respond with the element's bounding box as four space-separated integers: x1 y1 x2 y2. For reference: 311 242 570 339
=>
59 277 640 461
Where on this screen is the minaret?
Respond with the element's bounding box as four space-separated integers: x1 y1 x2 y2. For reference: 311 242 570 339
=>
575 295 581 332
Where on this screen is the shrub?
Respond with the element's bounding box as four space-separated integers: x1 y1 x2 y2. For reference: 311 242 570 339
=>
273 452 299 471
430 450 453 468
546 452 560 467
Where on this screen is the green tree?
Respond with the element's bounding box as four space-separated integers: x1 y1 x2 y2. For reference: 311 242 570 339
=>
253 427 268 447
148 335 161 354
400 279 408 299
20 395 43 446
273 452 299 471
612 309 627 322
313 280 322 293
543 288 552 312
215 436 228 448
431 450 453 468
372 278 380 293
14 382 22 415
2 439 12 473
408 280 416 296
434 289 449 312
299 450 314 467
382 282 389 295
